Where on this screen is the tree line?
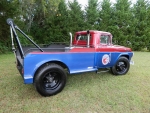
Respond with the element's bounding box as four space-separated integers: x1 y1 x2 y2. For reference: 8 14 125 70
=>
0 0 150 53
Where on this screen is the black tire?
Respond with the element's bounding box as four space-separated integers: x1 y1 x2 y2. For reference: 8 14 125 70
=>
111 57 130 75
34 63 67 96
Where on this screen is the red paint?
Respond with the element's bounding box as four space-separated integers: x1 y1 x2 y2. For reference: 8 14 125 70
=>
30 50 95 54
30 52 65 54
72 30 132 52
97 45 132 52
30 30 131 54
69 48 95 52
72 31 112 47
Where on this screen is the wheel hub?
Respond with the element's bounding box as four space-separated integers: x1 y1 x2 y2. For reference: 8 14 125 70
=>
43 72 60 89
117 62 126 72
46 75 54 83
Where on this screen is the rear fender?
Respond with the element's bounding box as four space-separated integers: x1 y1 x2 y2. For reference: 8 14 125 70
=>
23 55 70 84
34 60 70 79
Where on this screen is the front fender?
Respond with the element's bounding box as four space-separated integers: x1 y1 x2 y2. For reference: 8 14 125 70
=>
111 52 133 66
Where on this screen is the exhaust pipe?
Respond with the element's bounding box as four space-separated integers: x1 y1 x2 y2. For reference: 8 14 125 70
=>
69 32 72 47
87 30 90 48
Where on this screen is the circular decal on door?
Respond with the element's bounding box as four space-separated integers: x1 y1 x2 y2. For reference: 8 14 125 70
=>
102 54 110 65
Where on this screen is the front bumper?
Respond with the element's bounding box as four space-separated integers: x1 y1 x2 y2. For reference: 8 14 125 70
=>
130 61 134 65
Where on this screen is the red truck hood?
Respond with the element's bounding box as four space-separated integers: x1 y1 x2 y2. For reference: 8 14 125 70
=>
99 45 132 52
111 45 132 52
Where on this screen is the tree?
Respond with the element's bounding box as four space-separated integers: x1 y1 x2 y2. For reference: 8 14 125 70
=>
99 0 113 31
0 0 18 53
85 0 99 30
68 0 85 34
146 2 150 51
30 0 61 43
43 0 70 43
111 0 133 46
132 0 150 51
18 0 36 32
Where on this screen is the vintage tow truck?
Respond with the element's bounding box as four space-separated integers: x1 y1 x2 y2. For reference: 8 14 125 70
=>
7 18 133 96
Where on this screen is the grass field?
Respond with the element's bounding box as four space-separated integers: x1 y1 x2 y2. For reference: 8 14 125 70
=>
0 52 150 113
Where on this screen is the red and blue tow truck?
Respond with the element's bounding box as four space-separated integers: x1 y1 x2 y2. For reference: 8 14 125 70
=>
7 18 133 96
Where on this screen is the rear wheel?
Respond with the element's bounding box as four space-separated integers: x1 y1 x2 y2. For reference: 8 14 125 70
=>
111 57 130 75
34 63 67 96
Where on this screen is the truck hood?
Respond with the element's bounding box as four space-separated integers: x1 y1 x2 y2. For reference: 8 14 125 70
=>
112 45 132 52
98 44 132 52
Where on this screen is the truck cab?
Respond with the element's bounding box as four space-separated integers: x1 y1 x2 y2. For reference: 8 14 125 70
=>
72 30 132 52
69 30 133 69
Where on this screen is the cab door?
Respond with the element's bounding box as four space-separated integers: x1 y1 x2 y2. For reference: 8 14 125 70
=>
96 34 112 68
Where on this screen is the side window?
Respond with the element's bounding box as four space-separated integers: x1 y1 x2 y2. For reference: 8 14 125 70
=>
100 35 109 44
76 35 91 41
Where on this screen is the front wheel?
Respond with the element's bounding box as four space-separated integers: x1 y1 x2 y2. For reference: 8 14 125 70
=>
111 57 130 75
34 63 67 96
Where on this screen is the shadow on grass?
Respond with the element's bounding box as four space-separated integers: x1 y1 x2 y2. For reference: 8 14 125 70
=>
65 71 115 89
6 71 115 99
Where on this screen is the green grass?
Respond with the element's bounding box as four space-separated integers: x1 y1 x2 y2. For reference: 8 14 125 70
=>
0 52 150 113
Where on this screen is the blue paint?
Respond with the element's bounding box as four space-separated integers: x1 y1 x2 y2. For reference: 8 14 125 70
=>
23 52 133 84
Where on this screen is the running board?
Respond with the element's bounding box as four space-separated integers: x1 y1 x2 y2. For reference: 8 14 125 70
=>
96 68 110 74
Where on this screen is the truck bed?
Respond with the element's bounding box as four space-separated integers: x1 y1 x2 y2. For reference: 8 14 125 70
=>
16 43 68 75
16 43 68 55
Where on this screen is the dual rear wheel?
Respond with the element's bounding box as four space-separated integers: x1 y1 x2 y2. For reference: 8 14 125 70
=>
34 64 67 96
